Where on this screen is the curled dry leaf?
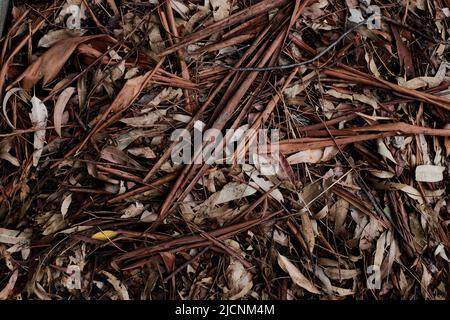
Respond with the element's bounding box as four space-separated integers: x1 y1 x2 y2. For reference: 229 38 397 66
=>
242 164 284 203
121 202 145 219
420 264 432 298
199 182 257 208
54 87 75 137
369 169 395 179
115 129 146 150
385 182 445 205
38 29 86 48
331 199 349 235
277 253 320 294
225 259 253 299
120 109 167 127
0 228 29 245
224 240 253 299
210 0 232 21
0 270 19 300
301 212 315 253
326 89 378 108
110 70 156 113
0 138 20 166
42 214 67 235
399 63 448 89
303 0 328 20
60 193 72 218
141 88 182 110
127 147 156 159
365 51 381 78
170 0 190 19
16 35 102 89
277 151 297 184
124 67 140 80
101 271 130 300
287 146 338 165
140 210 158 223
314 267 333 295
434 244 450 262
287 149 323 164
251 153 278 176
273 229 289 247
359 216 383 250
2 88 25 129
377 138 397 164
324 268 360 281
100 145 144 169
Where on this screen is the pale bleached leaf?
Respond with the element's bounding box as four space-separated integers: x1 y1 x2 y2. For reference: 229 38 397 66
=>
348 8 364 23
224 240 253 299
54 87 75 137
210 0 231 21
30 96 48 166
42 214 67 235
0 138 20 166
139 88 182 112
0 228 26 245
242 165 284 203
287 149 323 164
140 210 158 223
365 51 381 78
58 225 92 235
377 138 397 164
121 202 145 219
368 169 395 179
170 0 190 19
212 182 257 206
387 182 444 205
324 268 360 281
434 244 450 262
331 199 349 234
415 165 445 182
61 193 72 218
398 63 448 89
127 147 156 159
38 29 86 48
120 110 167 127
100 146 144 169
277 253 320 294
101 271 130 300
273 229 289 247
287 146 338 165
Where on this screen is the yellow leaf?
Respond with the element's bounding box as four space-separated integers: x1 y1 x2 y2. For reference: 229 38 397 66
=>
91 230 118 241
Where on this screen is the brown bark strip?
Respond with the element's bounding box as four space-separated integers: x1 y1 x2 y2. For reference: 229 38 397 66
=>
162 1 193 113
159 0 290 56
154 23 289 224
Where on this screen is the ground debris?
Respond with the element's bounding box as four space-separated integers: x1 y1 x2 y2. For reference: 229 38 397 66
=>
0 0 449 300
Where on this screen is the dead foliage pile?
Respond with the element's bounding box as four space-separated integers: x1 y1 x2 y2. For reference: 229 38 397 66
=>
1 0 450 300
